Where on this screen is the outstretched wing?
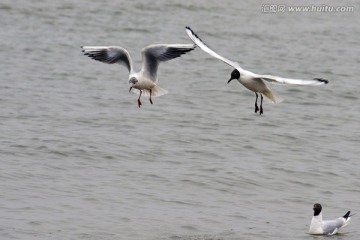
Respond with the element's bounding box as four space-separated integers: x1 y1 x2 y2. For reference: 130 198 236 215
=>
141 44 195 81
185 26 246 72
81 46 133 73
186 26 329 86
256 74 329 85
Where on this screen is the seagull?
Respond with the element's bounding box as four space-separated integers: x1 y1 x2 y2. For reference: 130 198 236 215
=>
309 203 352 235
81 44 195 107
185 26 329 115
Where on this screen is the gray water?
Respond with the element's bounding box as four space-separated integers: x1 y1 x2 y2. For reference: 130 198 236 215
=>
1 0 360 239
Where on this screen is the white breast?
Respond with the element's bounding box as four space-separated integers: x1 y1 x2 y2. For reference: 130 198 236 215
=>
309 216 324 235
135 79 156 90
239 74 267 93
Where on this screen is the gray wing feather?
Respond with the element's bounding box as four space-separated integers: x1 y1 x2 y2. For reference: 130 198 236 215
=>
81 46 133 73
141 44 195 81
322 219 345 235
257 74 329 85
185 26 246 72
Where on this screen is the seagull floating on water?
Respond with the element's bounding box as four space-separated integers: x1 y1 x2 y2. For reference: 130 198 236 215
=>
185 26 329 115
81 44 195 107
309 203 352 235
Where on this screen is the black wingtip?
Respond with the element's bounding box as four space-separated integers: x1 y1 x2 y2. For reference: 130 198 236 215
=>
313 78 329 84
185 26 203 42
185 26 195 36
185 26 196 36
343 211 351 219
185 26 193 33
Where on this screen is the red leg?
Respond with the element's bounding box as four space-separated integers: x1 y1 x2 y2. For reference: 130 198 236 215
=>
138 90 142 108
149 89 153 104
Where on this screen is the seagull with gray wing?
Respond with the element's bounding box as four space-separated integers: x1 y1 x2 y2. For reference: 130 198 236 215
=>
81 44 195 107
185 26 328 115
309 203 352 235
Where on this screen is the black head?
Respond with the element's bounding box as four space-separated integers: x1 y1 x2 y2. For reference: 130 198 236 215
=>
129 78 138 92
313 203 322 216
129 78 138 85
227 69 240 84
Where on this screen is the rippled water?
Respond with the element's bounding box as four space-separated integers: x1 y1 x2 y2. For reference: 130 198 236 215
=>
1 0 360 239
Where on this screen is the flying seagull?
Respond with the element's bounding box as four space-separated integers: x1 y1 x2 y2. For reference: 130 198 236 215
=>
185 26 328 115
309 203 352 235
81 44 195 107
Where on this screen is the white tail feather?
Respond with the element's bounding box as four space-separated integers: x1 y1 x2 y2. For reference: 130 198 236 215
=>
131 85 168 97
262 88 283 103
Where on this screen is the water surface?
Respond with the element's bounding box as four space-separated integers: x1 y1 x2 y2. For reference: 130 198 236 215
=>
1 0 359 239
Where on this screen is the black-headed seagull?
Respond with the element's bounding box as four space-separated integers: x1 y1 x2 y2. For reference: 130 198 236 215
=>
309 203 352 235
185 26 328 115
81 44 195 107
